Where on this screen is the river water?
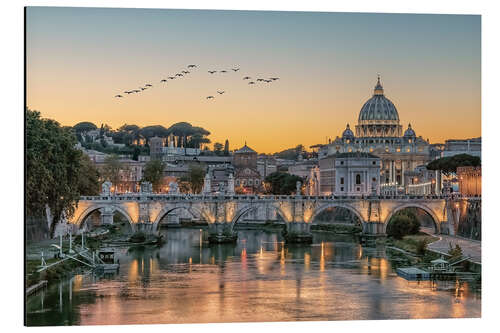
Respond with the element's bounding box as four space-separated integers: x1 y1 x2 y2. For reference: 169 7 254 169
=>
26 228 481 326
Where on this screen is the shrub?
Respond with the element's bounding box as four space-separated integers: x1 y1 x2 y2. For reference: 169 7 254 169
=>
387 215 415 239
448 243 463 260
415 239 429 256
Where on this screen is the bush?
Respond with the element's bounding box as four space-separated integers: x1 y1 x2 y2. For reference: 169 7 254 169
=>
448 243 463 260
129 231 146 243
415 239 429 256
387 215 420 239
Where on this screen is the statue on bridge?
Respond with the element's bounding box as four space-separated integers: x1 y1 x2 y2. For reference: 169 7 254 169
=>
202 172 211 194
296 181 302 196
101 181 112 196
168 181 180 195
140 181 153 194
227 173 235 195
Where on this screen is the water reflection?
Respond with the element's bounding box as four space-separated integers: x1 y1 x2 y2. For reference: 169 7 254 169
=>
26 228 481 326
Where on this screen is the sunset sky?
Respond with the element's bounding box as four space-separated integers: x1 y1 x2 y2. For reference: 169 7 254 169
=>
26 7 481 153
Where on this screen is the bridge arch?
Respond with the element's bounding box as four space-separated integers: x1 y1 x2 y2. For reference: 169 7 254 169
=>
310 203 365 225
153 205 211 227
230 204 289 229
74 204 134 227
384 203 441 234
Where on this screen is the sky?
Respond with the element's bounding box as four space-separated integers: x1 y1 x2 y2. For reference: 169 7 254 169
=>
26 7 481 153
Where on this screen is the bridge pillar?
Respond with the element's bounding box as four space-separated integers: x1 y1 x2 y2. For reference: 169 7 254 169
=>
207 222 237 244
99 207 115 225
283 222 313 244
362 221 385 235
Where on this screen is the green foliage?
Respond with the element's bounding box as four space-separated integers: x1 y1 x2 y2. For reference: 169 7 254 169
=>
415 238 429 256
78 154 100 195
264 172 303 195
448 243 463 260
73 121 97 133
142 159 166 192
27 109 90 236
274 144 305 160
427 154 481 175
179 164 206 194
213 142 224 155
386 212 421 240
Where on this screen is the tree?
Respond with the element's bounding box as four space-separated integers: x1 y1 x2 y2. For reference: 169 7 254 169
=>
264 172 303 195
27 109 86 236
386 211 421 239
100 154 123 188
168 122 211 148
213 142 224 155
427 154 481 175
274 144 305 160
77 154 101 195
179 164 206 194
139 125 169 142
142 159 166 192
223 139 229 156
73 121 97 133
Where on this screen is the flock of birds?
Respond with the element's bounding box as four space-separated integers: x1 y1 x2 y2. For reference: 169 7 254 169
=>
114 64 279 100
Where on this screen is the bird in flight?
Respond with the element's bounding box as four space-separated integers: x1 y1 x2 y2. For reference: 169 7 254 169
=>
232 68 240 72
133 89 140 93
206 96 214 99
220 70 227 73
145 84 152 87
264 80 272 83
248 81 255 85
217 91 225 94
160 79 167 83
243 76 251 80
140 87 147 91
182 70 190 74
270 77 280 80
115 95 123 98
187 64 197 68
175 73 183 77
208 70 217 74
256 78 265 82
167 76 175 79
124 91 133 94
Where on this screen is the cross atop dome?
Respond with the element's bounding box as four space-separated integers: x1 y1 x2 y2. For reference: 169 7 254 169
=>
374 74 384 96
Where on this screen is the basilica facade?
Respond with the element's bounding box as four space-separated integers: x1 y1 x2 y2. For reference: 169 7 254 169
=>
318 77 432 189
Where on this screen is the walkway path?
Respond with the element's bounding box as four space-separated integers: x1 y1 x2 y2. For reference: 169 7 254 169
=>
421 227 481 264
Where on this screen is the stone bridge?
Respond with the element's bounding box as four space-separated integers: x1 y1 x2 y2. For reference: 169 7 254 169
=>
68 192 476 243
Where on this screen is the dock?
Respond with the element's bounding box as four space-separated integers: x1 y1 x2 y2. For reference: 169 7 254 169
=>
26 280 47 297
396 267 430 281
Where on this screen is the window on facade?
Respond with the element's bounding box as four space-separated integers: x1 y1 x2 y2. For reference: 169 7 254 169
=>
340 177 344 184
248 179 253 185
255 179 259 185
340 187 344 191
372 177 376 182
372 161 376 165
356 187 360 191
340 161 344 165
243 180 247 185
356 174 361 184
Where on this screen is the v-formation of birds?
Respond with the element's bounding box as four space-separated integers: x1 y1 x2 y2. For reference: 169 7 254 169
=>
114 64 279 100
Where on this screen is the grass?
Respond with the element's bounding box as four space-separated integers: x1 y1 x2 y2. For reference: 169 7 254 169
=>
390 233 439 255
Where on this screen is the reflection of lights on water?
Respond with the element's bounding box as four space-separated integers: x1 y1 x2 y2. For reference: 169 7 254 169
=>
304 252 310 271
320 242 325 272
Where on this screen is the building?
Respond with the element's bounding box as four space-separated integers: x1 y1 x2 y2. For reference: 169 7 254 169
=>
233 143 262 194
257 155 278 179
457 166 481 196
404 165 442 195
205 164 235 193
321 152 381 196
318 76 432 188
442 138 481 158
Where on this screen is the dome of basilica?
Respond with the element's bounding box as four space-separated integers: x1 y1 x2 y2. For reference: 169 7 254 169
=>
358 77 399 123
403 123 416 137
342 124 355 139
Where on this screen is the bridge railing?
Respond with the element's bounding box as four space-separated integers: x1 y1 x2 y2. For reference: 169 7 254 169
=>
78 193 478 202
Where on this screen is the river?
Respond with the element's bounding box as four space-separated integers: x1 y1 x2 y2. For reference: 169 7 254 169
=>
26 228 481 326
